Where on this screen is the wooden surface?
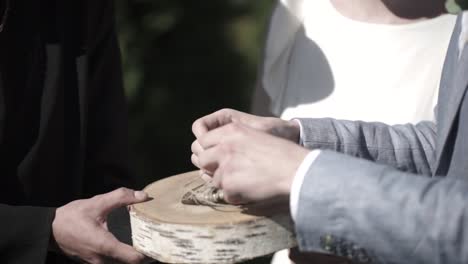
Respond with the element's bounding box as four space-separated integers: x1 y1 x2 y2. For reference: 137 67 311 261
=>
130 171 296 263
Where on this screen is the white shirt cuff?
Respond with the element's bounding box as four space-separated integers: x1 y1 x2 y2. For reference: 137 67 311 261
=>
290 150 321 222
292 119 305 146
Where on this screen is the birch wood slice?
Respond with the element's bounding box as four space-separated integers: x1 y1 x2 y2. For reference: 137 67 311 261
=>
130 171 296 264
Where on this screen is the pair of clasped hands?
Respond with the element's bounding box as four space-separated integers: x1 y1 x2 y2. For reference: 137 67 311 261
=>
190 108 310 205
52 109 308 264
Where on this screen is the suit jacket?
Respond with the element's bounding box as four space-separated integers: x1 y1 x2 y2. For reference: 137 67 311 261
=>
295 13 468 264
0 1 132 263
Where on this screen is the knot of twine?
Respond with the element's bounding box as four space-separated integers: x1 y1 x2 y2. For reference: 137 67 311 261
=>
181 179 226 206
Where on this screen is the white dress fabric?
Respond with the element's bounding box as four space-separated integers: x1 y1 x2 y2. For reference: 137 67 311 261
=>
261 0 456 124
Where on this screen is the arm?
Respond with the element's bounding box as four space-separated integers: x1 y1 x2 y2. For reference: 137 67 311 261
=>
295 150 468 264
190 114 466 263
192 109 437 176
0 189 148 264
0 205 55 263
298 118 437 175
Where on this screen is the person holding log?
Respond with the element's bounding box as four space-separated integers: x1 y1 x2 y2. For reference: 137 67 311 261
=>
191 7 468 264
0 1 147 263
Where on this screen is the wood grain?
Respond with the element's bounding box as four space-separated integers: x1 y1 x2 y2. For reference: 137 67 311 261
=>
130 171 296 263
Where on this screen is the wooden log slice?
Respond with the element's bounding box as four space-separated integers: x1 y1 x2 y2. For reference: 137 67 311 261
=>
130 171 296 263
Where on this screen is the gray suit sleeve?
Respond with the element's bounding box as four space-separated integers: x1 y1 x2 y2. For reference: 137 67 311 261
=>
295 150 468 264
297 118 437 175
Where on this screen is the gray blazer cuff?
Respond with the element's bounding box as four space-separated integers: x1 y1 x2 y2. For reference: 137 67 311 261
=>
295 150 376 263
295 150 468 264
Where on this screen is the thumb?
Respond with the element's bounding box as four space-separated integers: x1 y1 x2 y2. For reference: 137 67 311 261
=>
94 188 149 216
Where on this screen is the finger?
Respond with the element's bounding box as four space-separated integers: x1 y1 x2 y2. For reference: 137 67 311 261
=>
81 255 105 264
192 109 237 138
94 188 149 216
191 153 200 168
192 117 209 138
191 140 204 155
211 168 223 189
223 193 245 205
200 172 212 182
197 122 244 150
198 145 224 175
98 231 145 264
199 169 213 182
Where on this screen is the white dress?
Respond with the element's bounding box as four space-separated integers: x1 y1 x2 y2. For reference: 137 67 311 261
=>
260 0 456 124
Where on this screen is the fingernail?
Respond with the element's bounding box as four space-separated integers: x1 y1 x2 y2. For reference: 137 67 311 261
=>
134 191 148 200
201 173 212 182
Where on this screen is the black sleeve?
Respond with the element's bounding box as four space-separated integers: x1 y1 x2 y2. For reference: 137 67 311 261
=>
84 0 135 195
0 205 55 264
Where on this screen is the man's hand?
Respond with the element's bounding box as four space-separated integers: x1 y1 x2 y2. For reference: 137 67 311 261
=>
52 188 149 264
194 123 309 205
191 108 301 172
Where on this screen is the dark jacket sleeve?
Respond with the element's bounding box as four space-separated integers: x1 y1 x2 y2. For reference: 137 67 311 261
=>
0 205 55 264
84 0 134 195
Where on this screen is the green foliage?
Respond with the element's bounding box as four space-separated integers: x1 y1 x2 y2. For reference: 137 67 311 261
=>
115 0 274 186
446 0 468 13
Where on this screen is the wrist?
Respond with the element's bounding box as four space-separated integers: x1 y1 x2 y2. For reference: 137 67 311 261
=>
48 208 61 253
289 150 321 222
280 148 310 196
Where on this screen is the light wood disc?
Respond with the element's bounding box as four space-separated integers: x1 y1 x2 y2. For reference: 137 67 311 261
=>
130 171 296 263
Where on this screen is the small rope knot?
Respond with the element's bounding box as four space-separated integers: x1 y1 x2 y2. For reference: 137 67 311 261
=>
181 179 226 206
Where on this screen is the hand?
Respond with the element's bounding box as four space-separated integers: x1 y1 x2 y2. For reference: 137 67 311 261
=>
191 108 301 172
52 188 150 264
195 123 310 204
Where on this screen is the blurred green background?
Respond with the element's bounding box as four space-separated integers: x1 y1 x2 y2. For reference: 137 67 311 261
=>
115 1 275 263
115 0 274 187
